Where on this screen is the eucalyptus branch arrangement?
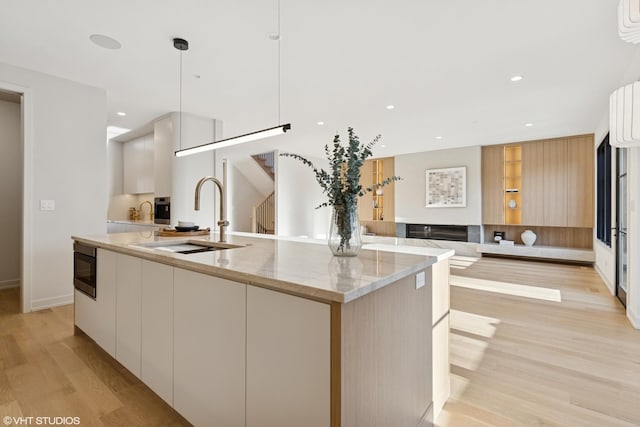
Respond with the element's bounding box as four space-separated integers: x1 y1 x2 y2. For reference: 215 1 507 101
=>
280 127 401 255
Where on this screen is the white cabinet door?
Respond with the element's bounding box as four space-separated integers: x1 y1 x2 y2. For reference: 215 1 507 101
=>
94 249 117 356
173 268 246 427
246 286 331 427
74 249 117 357
141 260 173 405
123 134 154 194
116 254 142 378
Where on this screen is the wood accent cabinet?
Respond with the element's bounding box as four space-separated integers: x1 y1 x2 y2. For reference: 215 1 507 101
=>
482 134 594 229
567 136 594 227
358 157 395 224
482 134 594 250
521 142 544 225
481 145 504 224
543 138 568 226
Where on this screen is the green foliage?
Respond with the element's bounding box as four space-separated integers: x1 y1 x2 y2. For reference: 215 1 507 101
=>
280 127 402 254
280 127 402 211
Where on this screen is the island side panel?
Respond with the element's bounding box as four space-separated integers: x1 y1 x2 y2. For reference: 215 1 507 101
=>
432 257 451 420
339 267 433 427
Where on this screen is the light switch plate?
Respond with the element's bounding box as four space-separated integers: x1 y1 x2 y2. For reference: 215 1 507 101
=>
40 200 55 211
416 271 425 289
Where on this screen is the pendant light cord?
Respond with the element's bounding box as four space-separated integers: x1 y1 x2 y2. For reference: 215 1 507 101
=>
179 48 183 150
277 0 281 125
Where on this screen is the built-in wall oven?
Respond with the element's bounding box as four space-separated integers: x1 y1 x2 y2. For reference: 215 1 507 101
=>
73 242 97 299
154 197 171 225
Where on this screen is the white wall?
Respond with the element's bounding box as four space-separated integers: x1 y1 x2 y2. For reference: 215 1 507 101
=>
0 98 21 286
0 61 107 311
171 114 218 228
276 152 331 238
228 160 266 232
395 146 482 225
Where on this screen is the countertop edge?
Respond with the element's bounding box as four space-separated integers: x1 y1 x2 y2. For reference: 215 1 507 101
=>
72 233 447 304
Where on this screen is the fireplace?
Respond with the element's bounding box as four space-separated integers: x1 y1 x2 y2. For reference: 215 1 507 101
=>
396 223 481 243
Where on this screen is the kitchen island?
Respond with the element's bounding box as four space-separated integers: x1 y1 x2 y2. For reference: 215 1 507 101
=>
72 231 453 427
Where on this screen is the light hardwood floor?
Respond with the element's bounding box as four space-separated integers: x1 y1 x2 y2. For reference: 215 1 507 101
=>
0 287 190 426
440 256 640 427
1 256 639 427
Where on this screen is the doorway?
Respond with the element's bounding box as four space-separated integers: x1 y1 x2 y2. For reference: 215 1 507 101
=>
0 89 22 310
616 147 628 307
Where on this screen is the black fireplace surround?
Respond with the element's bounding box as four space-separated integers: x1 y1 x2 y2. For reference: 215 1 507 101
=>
396 223 481 243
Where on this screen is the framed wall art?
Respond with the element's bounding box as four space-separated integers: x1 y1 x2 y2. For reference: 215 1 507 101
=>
426 166 466 208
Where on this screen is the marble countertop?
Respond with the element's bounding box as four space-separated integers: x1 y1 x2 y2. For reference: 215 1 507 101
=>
72 231 453 303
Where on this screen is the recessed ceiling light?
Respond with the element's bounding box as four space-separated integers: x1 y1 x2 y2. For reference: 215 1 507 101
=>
510 75 523 82
89 34 122 50
385 105 395 110
525 122 534 127
317 121 324 126
380 144 387 148
116 111 126 116
435 136 443 140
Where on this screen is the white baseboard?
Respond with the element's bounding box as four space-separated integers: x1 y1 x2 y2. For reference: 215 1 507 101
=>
31 293 74 311
628 309 640 329
593 264 615 295
0 279 20 290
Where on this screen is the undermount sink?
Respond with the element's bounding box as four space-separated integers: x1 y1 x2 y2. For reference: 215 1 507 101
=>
130 240 244 254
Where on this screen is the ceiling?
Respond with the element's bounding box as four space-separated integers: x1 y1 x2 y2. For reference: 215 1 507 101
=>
2 0 640 159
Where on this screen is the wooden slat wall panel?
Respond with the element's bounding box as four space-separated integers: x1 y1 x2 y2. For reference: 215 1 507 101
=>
567 135 594 227
340 270 432 427
543 138 568 226
521 141 545 225
481 145 505 224
358 160 374 222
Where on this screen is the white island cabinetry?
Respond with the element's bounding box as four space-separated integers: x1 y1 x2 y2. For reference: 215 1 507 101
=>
115 254 142 378
173 269 246 427
141 260 174 405
73 233 453 427
74 248 117 357
246 286 330 427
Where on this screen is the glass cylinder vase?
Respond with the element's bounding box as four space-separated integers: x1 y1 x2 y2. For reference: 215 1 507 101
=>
328 205 362 257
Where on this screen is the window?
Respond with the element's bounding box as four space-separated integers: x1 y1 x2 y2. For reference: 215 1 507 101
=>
596 134 612 246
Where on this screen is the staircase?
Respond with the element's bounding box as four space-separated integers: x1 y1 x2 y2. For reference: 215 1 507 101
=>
253 191 275 234
252 152 275 180
251 151 276 235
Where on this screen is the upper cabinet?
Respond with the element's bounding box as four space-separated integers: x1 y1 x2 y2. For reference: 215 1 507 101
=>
482 134 594 228
123 133 154 194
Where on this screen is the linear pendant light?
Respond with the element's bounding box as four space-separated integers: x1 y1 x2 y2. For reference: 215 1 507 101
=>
175 123 291 157
174 0 291 157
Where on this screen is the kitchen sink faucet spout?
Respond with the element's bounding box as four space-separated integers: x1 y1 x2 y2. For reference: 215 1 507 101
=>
194 176 229 243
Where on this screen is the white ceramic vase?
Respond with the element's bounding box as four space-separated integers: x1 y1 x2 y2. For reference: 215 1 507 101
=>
521 229 537 246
